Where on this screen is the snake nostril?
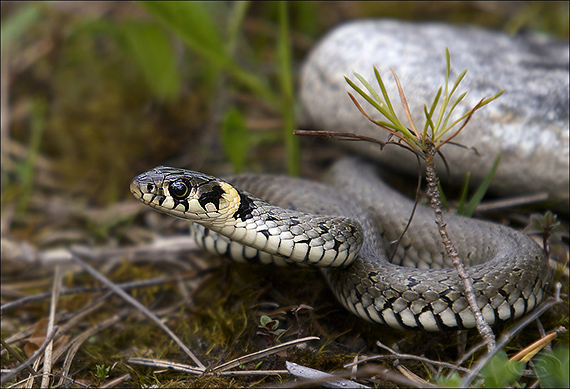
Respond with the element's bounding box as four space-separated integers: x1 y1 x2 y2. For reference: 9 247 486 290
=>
146 183 154 192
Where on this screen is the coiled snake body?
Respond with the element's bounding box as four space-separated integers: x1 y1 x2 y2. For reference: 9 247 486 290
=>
130 158 549 331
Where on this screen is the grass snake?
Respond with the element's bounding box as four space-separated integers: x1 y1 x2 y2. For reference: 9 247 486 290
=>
130 158 549 331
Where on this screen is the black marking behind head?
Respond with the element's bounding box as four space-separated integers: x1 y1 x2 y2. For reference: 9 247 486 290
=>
198 185 225 210
233 191 256 220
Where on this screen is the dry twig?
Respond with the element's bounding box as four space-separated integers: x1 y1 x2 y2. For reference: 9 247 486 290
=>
69 249 206 370
40 266 62 388
344 341 474 375
211 336 320 373
1 327 58 385
462 282 563 387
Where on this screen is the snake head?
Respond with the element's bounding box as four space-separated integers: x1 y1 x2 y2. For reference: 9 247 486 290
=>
130 166 240 224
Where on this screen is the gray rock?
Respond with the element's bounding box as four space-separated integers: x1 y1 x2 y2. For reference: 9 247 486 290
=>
300 20 569 211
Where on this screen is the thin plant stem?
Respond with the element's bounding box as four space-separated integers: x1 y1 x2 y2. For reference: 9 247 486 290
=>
344 341 475 375
1 326 58 386
424 142 495 351
41 266 62 388
0 338 38 380
69 249 206 370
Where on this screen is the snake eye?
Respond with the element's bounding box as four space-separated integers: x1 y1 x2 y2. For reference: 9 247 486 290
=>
169 179 190 200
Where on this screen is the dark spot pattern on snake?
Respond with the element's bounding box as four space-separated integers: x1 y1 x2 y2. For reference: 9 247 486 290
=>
233 191 256 220
198 185 225 211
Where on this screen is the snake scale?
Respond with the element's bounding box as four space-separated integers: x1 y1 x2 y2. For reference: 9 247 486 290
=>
130 157 549 331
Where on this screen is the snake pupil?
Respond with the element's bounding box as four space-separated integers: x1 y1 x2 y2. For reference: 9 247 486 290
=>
169 179 190 200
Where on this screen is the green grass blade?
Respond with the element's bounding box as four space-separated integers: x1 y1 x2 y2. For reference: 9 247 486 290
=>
16 98 47 216
354 71 384 107
374 66 398 118
346 76 385 115
120 21 180 100
353 73 387 113
277 1 300 175
443 91 504 135
222 108 250 172
423 87 442 135
1 4 41 55
348 70 416 141
437 91 467 140
277 0 293 102
376 120 404 133
346 75 412 138
462 154 501 217
456 171 471 215
449 69 467 97
140 1 277 107
480 91 505 107
139 1 227 64
226 1 250 53
369 70 417 138
445 48 450 83
424 105 435 134
432 48 452 135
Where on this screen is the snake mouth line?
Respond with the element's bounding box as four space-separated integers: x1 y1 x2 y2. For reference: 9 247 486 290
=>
129 182 142 199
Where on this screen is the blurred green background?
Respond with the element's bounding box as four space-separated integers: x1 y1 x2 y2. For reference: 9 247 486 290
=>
2 1 568 213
